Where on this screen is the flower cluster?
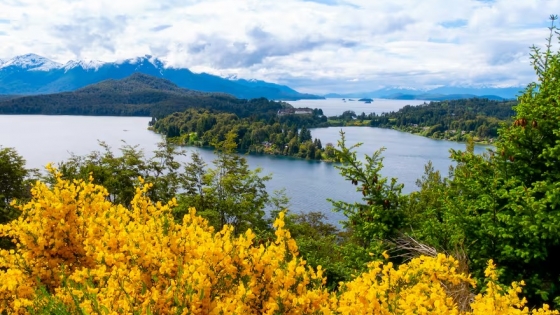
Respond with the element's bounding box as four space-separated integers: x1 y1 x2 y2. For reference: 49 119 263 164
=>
330 255 556 315
0 167 557 314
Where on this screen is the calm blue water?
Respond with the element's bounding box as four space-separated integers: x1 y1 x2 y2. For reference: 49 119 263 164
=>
0 99 490 224
288 98 428 117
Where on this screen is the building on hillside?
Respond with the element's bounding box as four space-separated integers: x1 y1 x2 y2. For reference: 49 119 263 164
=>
277 107 314 116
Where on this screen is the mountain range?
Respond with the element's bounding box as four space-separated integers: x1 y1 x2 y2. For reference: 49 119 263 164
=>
0 54 323 100
0 54 527 101
324 86 525 100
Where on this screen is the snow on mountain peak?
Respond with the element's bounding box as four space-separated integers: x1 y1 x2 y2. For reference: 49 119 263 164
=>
63 59 105 72
0 53 173 73
0 53 63 71
116 55 166 69
225 74 259 83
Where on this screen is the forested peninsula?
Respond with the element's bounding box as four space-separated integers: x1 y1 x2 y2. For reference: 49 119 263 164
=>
328 98 516 143
152 108 332 160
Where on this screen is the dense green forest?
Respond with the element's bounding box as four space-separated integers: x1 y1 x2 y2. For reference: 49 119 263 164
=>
0 73 289 118
152 108 331 160
152 97 515 160
328 98 517 142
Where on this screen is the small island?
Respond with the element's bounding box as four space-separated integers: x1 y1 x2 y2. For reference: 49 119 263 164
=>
358 98 373 103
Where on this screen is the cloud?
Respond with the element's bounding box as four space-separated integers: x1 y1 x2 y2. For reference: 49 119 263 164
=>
300 0 360 8
50 16 129 57
0 0 557 93
184 26 359 68
440 19 468 28
150 24 172 32
301 0 340 5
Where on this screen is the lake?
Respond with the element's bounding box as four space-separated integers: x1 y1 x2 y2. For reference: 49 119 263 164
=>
0 99 490 224
287 98 428 117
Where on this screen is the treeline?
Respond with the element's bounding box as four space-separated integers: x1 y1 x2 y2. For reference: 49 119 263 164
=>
329 98 517 142
0 73 288 118
152 108 332 160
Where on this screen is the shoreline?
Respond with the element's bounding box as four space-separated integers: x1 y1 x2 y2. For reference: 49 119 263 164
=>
323 122 496 146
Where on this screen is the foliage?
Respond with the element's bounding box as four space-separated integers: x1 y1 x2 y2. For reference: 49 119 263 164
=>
0 147 31 224
437 17 560 306
51 141 184 206
47 138 284 236
174 131 277 234
328 131 407 273
281 211 349 291
328 98 516 142
404 161 456 250
153 108 329 160
381 17 560 307
0 147 36 249
0 173 557 315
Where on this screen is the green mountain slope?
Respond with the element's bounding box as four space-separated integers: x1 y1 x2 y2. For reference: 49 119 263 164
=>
0 73 287 117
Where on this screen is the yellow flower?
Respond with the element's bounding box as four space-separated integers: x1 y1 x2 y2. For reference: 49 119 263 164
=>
0 169 558 315
382 250 389 260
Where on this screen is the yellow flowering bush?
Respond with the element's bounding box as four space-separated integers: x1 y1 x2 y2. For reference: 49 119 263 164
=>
331 256 557 315
0 167 557 315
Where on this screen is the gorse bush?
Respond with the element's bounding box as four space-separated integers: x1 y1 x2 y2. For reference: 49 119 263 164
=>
1 166 327 314
0 167 558 315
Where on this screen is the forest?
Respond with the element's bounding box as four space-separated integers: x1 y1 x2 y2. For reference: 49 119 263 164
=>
152 108 330 160
152 98 515 160
328 98 517 143
1 20 560 315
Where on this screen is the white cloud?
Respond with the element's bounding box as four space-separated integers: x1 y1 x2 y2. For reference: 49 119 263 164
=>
0 0 558 93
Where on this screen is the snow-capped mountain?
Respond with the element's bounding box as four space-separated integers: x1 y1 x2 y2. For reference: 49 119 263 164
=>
0 53 63 71
63 60 105 72
0 54 322 100
116 55 165 69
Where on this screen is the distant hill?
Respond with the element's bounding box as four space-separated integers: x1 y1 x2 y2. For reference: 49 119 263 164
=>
324 86 523 100
384 93 506 101
0 95 20 101
0 73 289 117
0 54 323 100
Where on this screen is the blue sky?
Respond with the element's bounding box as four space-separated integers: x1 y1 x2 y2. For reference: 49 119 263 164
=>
0 0 558 93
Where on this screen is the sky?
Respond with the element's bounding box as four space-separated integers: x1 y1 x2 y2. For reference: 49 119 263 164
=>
0 0 558 93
